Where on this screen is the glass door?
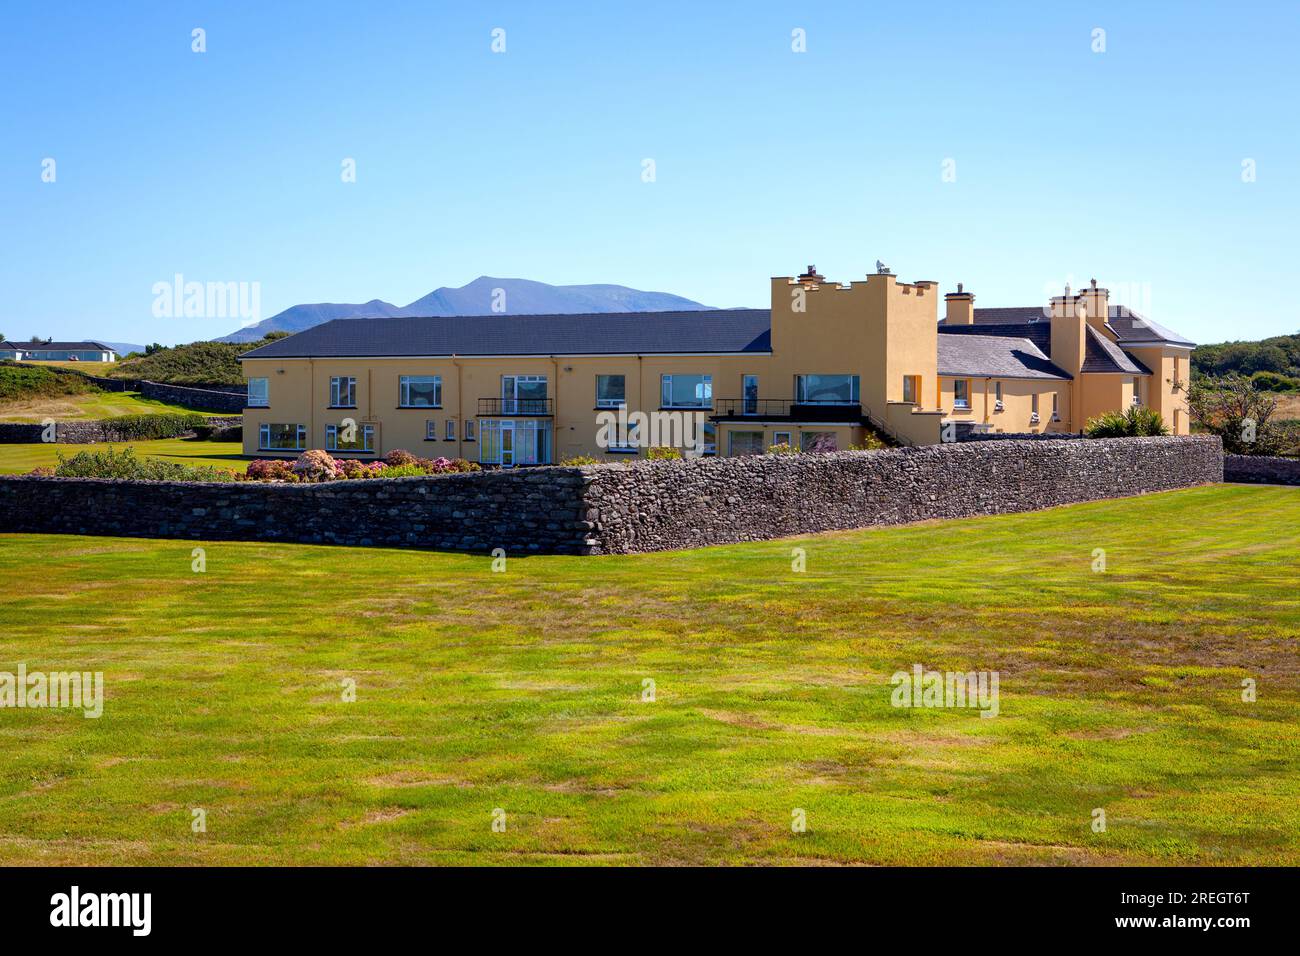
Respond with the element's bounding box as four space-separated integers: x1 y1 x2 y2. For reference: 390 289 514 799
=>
500 420 514 467
742 374 758 415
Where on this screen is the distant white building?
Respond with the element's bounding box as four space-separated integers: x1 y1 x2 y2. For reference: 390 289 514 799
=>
5 341 117 362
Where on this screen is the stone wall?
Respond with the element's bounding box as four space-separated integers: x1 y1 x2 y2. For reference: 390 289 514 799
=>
0 416 241 444
0 469 593 554
0 436 1222 555
137 381 247 413
580 435 1224 553
1224 454 1300 486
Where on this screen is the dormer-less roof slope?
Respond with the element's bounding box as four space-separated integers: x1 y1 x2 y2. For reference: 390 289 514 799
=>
937 332 1071 380
1104 307 1196 347
970 306 1195 348
238 310 772 359
1081 325 1151 375
21 341 114 351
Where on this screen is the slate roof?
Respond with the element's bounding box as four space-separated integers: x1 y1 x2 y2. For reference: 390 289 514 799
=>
971 305 1195 347
938 321 1052 354
16 341 113 351
238 310 772 359
937 332 1071 380
1082 324 1151 375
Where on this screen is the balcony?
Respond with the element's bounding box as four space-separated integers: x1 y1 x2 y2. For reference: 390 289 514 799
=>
477 397 554 417
710 399 866 422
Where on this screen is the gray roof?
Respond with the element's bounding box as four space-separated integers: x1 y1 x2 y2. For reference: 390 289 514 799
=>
937 332 1071 380
971 305 1194 347
1082 325 1151 375
1105 307 1196 347
239 310 772 359
15 341 113 351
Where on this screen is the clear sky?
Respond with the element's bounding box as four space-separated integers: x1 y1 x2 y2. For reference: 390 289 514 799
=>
2 0 1297 347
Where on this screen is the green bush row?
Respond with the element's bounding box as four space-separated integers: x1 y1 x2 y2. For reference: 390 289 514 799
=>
102 413 209 440
40 447 237 482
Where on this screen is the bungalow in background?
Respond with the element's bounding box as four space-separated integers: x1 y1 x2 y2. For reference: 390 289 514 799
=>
10 341 118 362
237 266 1194 463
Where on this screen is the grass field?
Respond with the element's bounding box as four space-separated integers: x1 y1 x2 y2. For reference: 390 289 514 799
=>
0 484 1296 865
0 389 231 422
14 360 119 375
0 438 245 474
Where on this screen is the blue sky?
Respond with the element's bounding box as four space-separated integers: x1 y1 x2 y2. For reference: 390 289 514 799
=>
2 0 1297 346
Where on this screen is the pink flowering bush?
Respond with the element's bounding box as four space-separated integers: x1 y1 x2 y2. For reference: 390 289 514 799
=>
384 449 418 467
337 458 386 479
292 449 343 482
245 458 297 482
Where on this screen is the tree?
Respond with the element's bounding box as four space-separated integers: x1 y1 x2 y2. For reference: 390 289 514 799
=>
1085 406 1170 438
1187 374 1286 455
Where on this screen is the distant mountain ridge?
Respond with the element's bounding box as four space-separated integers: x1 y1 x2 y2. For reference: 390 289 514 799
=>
216 276 714 343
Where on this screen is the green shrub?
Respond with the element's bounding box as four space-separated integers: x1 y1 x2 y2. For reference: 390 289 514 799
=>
559 455 599 466
103 412 207 440
190 422 243 442
0 362 101 401
1250 371 1300 393
767 442 798 455
646 446 682 460
108 335 289 387
1085 406 1170 438
46 447 236 482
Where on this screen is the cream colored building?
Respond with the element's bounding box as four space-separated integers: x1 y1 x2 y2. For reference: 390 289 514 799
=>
238 267 1193 463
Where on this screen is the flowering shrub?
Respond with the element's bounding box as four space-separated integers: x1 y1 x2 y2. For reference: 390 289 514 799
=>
292 449 343 482
243 451 479 482
767 442 797 455
560 455 599 466
245 458 296 482
646 446 682 460
384 449 418 467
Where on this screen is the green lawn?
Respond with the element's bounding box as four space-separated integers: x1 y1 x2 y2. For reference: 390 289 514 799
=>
0 484 1296 865
0 438 246 474
0 388 232 422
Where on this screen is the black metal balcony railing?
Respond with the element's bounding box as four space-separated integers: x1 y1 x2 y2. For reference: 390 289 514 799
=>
710 399 864 422
477 397 554 416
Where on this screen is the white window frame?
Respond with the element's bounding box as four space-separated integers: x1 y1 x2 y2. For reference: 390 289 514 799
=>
596 374 626 408
795 374 860 405
446 419 456 441
772 430 793 447
325 423 375 453
247 377 269 408
660 373 712 409
329 376 356 408
399 375 441 408
259 423 307 451
426 420 438 440
953 379 971 410
464 419 476 441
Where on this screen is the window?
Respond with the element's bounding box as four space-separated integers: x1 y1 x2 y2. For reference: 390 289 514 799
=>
596 374 626 408
743 374 759 415
247 377 269 408
994 381 1004 410
1031 392 1040 423
795 374 859 405
772 430 793 448
1131 377 1142 406
902 375 919 405
1052 392 1060 419
661 374 712 409
259 423 306 451
479 419 551 466
326 423 375 453
329 376 356 408
953 379 971 409
698 421 716 455
464 419 476 441
425 420 438 440
399 375 441 407
728 431 765 456
502 375 548 414
446 419 456 441
800 431 838 453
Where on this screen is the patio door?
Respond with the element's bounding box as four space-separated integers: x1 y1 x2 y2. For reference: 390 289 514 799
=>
500 420 514 467
743 374 758 415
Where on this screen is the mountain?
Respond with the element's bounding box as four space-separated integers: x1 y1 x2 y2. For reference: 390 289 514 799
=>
103 341 146 357
216 277 713 343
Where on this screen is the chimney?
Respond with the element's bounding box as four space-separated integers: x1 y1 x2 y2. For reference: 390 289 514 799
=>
796 264 825 286
1049 284 1087 377
944 282 975 324
1081 277 1110 333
